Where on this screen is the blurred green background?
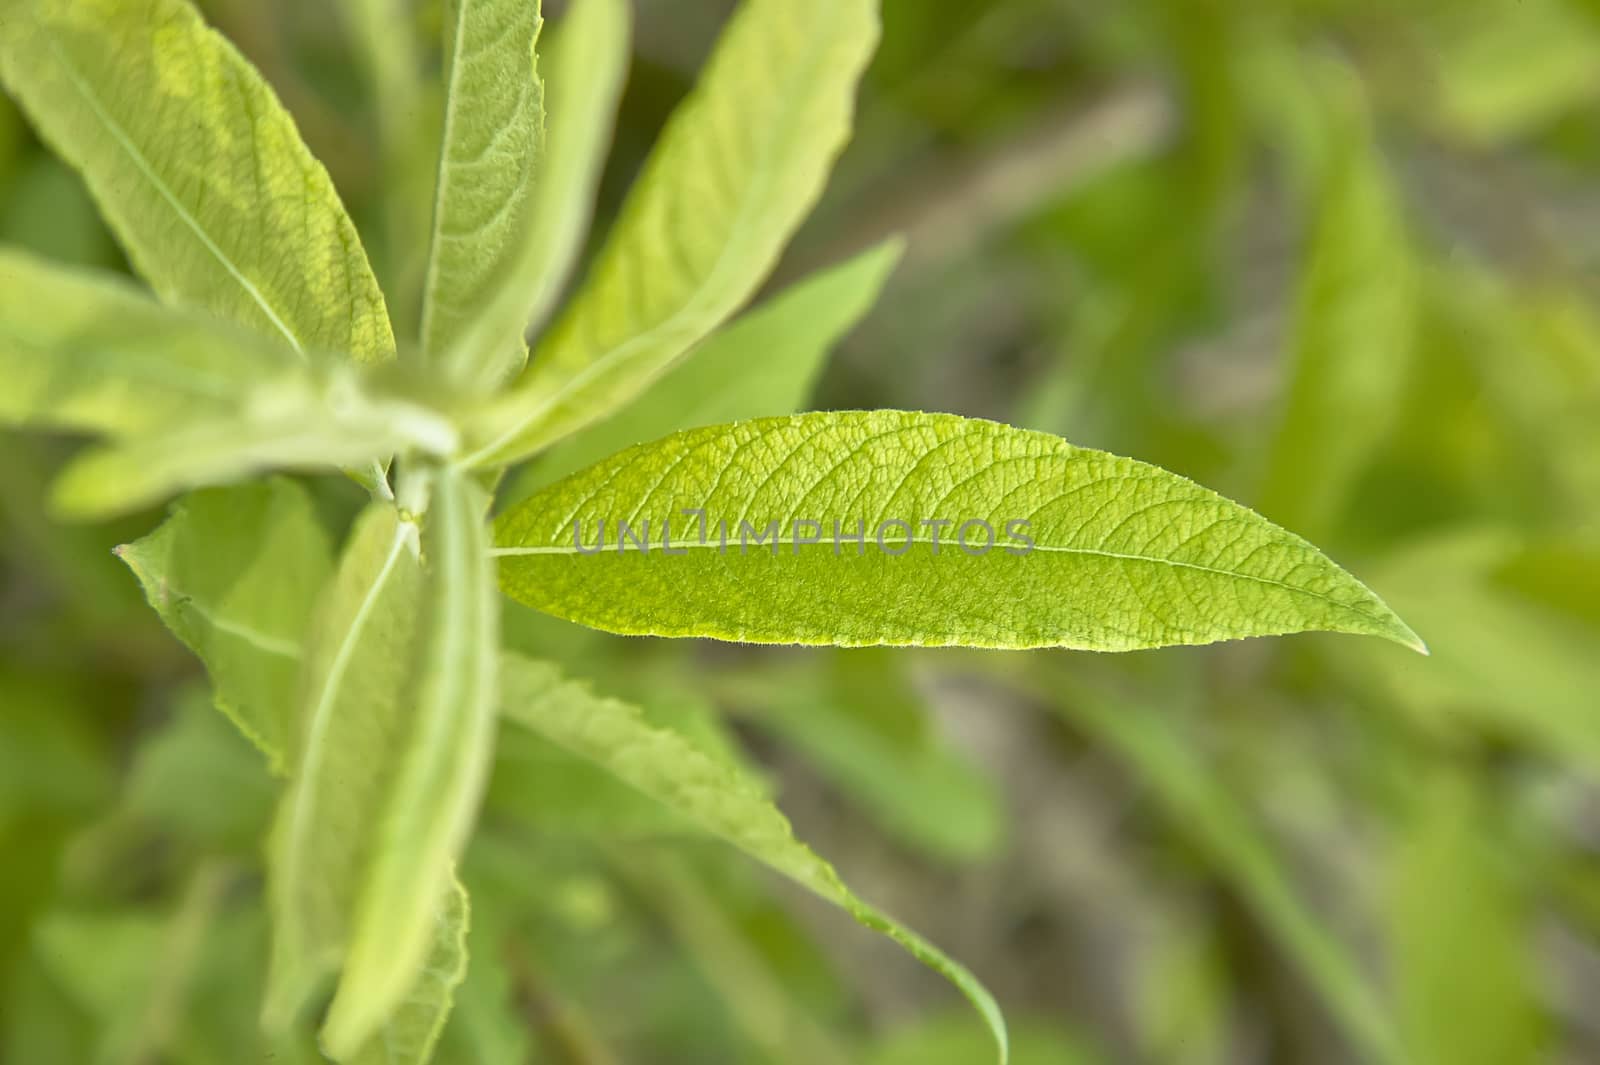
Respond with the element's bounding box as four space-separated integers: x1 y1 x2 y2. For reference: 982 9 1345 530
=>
3 0 1599 1062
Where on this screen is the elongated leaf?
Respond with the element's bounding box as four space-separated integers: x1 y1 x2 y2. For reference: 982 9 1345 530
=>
421 0 544 387
0 0 395 362
117 479 334 770
519 0 631 340
516 240 902 496
0 248 297 437
349 877 472 1065
51 366 458 520
266 502 426 1031
498 653 1009 1061
493 411 1422 651
1260 65 1413 539
462 0 881 467
323 469 499 1058
265 473 497 1055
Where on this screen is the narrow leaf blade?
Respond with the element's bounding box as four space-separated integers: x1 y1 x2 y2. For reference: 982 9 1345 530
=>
0 249 298 437
498 653 1009 1064
519 0 631 340
421 0 545 385
322 469 500 1057
464 0 881 467
50 368 458 520
493 411 1423 652
0 0 395 361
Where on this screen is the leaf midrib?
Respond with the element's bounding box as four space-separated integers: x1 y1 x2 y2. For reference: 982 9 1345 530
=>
490 537 1387 625
44 36 306 354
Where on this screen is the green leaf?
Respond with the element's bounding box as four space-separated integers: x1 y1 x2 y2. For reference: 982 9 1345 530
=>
266 502 426 1032
463 0 881 468
0 249 298 437
493 411 1423 652
497 652 1010 1064
421 0 545 387
0 0 395 363
515 239 902 496
519 0 631 340
323 470 499 1058
116 479 335 771
348 877 472 1065
1259 63 1413 540
50 365 457 520
266 472 499 1058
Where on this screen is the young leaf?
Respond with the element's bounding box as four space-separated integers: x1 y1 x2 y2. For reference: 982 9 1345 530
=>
519 0 632 341
265 472 498 1056
462 0 882 468
421 0 545 387
497 652 1010 1064
493 411 1423 652
266 503 427 1032
514 239 902 496
50 366 458 520
0 0 395 362
348 877 472 1065
0 249 299 437
116 479 335 771
323 469 499 1058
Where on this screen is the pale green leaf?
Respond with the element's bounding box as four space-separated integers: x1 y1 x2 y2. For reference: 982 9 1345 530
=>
265 475 498 1057
497 652 1010 1064
1260 63 1413 540
0 0 395 362
0 248 298 437
514 239 902 496
519 0 631 340
266 502 427 1032
323 470 499 1058
51 366 458 520
463 0 881 467
421 0 545 387
348 877 472 1065
493 411 1423 651
117 479 334 771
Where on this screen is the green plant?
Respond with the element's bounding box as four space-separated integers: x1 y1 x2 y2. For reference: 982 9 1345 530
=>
0 0 1424 1062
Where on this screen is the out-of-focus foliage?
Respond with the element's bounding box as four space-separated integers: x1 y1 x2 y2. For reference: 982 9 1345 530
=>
2 0 1597 1063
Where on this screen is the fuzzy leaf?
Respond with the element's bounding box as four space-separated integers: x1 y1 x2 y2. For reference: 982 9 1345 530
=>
322 470 499 1058
497 652 1010 1063
50 367 458 520
517 239 902 495
117 479 334 770
421 0 545 387
0 0 395 362
265 474 498 1056
519 0 631 340
493 411 1423 651
463 0 881 467
348 877 472 1065
0 249 301 438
